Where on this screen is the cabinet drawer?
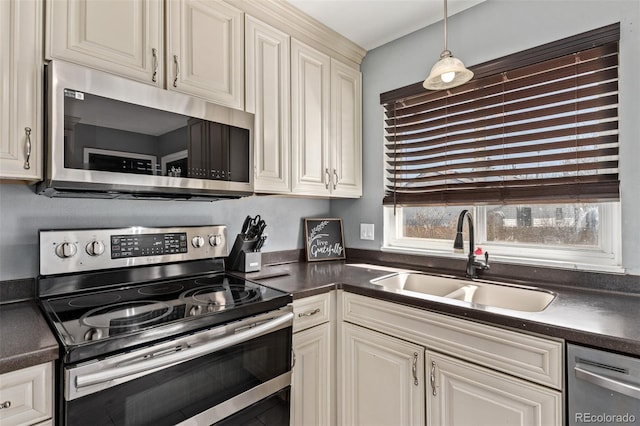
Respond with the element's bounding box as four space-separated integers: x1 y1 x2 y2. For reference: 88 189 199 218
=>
293 292 332 333
0 362 53 426
341 291 563 390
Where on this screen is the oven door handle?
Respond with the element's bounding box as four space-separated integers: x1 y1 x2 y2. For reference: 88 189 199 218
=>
75 311 293 389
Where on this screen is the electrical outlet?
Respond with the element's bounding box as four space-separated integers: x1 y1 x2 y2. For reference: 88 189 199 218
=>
360 223 374 240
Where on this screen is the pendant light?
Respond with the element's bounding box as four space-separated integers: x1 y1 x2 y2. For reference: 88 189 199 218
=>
423 0 473 90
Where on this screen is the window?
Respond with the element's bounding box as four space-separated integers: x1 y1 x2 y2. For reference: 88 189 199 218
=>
381 24 621 272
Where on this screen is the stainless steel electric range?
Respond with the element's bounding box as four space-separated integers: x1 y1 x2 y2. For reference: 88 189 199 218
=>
37 225 293 426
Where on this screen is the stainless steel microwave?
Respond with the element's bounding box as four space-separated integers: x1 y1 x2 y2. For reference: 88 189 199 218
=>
38 61 254 200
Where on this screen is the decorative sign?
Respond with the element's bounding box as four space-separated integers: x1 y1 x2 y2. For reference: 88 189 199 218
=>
304 218 346 262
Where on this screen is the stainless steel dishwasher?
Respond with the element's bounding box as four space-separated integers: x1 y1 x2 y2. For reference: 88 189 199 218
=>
568 343 640 425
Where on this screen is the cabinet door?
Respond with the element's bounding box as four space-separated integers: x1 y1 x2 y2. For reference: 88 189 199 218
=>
0 0 42 181
46 0 163 86
167 0 244 110
246 16 291 193
291 39 331 196
291 323 332 426
428 351 562 426
0 362 53 426
330 59 362 198
341 322 425 426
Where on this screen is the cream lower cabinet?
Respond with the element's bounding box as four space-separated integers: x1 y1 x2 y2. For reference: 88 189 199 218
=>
340 291 563 426
0 0 43 181
292 322 332 426
0 362 53 426
341 322 425 426
291 292 334 426
428 351 562 426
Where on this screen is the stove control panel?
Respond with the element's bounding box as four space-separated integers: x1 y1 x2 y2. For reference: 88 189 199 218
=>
40 225 227 275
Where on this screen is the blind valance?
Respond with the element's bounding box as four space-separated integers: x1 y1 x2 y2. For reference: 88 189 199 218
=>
382 24 620 206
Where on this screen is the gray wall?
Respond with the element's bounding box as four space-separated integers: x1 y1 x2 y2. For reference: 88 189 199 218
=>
0 184 329 280
332 0 640 275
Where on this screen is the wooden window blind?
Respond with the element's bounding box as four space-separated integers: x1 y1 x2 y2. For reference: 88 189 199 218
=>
381 23 620 206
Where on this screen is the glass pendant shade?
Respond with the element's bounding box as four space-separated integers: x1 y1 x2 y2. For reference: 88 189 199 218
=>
423 0 473 91
423 50 473 90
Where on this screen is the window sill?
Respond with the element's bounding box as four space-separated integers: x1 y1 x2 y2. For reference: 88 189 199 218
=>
381 245 625 275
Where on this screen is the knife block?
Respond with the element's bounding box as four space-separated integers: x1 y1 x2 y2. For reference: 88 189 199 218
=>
228 234 261 272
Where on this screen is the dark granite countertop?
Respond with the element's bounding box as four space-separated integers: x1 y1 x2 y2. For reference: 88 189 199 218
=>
238 261 640 358
0 301 59 374
2 258 639 373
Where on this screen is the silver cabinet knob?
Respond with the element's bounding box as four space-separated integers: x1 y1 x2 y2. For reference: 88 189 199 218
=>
55 242 77 258
86 240 105 256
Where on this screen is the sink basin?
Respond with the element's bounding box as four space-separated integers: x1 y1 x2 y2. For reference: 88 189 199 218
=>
371 273 467 297
370 273 555 312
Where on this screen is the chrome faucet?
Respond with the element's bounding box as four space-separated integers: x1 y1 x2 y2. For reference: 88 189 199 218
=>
454 210 489 279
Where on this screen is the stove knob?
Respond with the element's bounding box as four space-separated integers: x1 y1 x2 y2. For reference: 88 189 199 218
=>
55 242 77 258
191 236 205 248
85 240 105 256
189 305 202 316
209 234 222 246
83 328 103 341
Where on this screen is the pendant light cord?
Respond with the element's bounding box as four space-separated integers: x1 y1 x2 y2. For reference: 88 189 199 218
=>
443 0 448 53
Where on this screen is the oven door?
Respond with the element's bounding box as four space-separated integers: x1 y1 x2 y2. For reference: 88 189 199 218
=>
63 307 293 426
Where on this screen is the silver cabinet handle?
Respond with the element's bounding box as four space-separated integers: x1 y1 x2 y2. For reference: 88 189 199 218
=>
412 352 419 386
0 401 11 409
151 48 158 82
298 308 320 317
23 127 31 169
292 348 296 368
575 366 640 400
333 169 338 190
325 168 330 189
76 312 293 389
430 360 437 396
173 55 179 88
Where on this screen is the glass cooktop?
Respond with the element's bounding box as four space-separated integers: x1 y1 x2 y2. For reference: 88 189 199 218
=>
39 273 291 362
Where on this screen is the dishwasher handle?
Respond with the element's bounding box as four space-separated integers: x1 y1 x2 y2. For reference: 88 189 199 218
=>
575 366 640 400
75 312 293 389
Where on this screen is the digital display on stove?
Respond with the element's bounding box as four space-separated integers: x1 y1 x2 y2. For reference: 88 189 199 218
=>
110 232 188 259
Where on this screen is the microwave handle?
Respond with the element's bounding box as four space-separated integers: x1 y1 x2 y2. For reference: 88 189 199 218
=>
575 366 640 400
75 311 293 389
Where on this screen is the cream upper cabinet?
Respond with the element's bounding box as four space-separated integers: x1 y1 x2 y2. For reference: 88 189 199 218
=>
428 351 562 426
245 15 291 193
330 59 362 198
45 0 163 86
291 39 362 198
341 322 426 426
291 38 331 196
0 0 43 181
167 0 244 109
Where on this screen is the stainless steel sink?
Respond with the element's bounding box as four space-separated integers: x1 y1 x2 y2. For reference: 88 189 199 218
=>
370 272 555 312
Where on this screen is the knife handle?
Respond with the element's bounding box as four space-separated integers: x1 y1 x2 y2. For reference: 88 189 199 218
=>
241 215 252 234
